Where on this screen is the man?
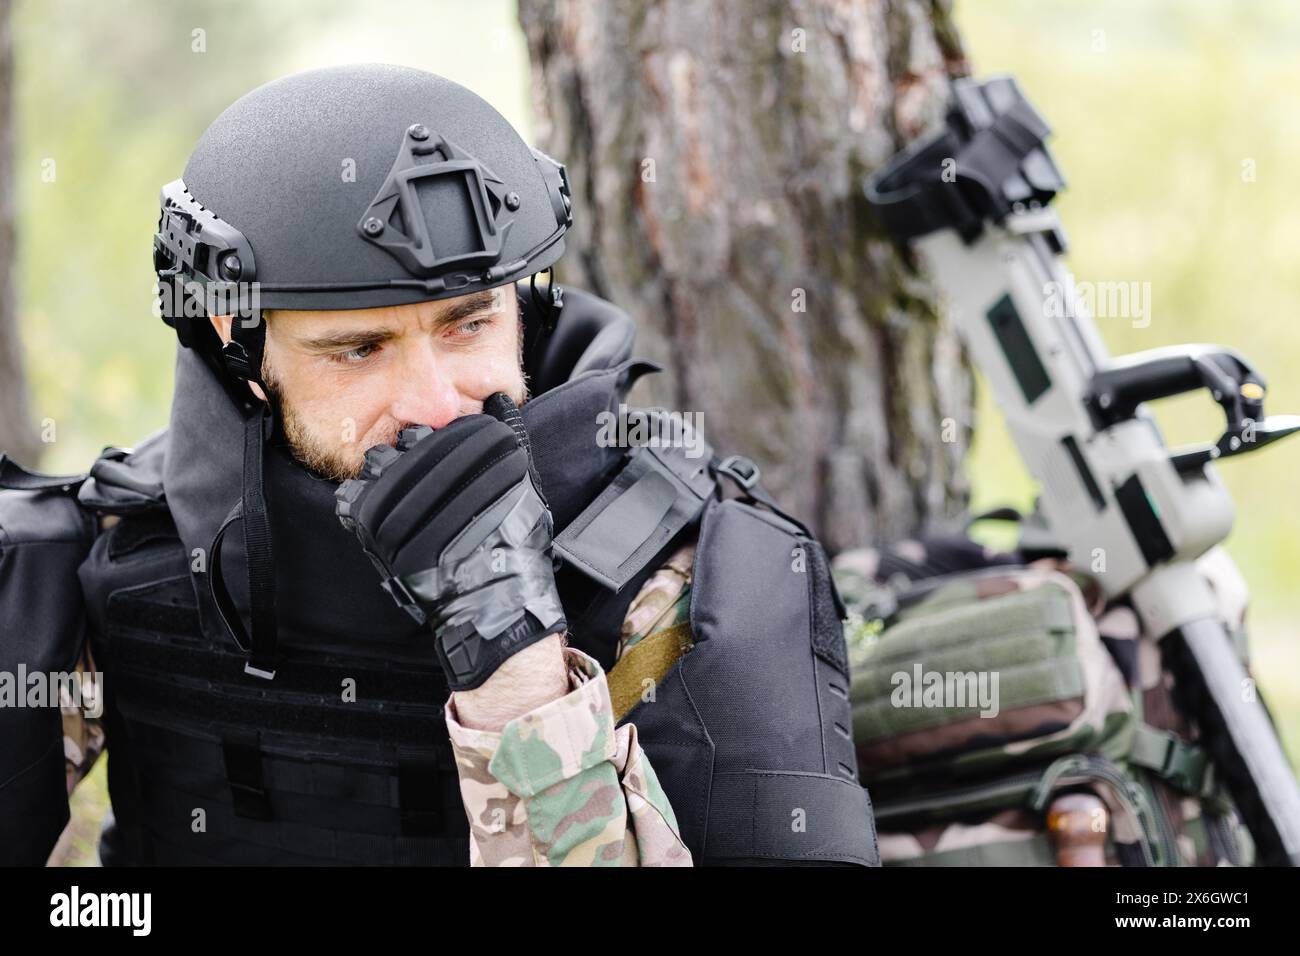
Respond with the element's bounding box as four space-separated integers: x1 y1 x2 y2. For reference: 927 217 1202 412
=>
0 64 877 866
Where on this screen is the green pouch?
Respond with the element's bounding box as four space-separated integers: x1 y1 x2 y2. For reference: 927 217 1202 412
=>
837 545 1259 866
848 567 1135 787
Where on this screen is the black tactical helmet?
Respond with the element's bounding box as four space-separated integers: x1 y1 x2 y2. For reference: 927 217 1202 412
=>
153 63 572 386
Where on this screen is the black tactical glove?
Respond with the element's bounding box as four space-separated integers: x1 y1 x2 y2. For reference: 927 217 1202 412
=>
335 394 566 691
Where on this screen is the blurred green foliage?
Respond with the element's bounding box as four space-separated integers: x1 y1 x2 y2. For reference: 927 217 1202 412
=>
13 0 1299 859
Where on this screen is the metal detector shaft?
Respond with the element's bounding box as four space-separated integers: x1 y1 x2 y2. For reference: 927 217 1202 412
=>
1161 616 1300 865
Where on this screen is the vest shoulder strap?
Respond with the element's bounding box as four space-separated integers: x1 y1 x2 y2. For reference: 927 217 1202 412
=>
0 454 96 549
0 455 87 494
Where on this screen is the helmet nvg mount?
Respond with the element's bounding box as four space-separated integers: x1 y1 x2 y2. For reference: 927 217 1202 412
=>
152 63 572 389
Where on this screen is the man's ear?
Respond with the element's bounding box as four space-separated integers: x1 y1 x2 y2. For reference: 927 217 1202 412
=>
207 313 268 403
209 312 234 345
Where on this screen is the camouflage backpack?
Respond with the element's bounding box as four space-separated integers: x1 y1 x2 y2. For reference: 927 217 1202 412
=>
832 534 1256 866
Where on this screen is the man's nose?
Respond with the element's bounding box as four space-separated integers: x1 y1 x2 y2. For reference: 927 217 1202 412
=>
389 347 462 430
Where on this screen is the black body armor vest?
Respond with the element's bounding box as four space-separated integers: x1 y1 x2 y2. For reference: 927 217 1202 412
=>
3 287 878 866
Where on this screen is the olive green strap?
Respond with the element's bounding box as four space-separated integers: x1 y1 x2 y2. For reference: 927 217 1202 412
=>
608 622 694 722
1129 723 1211 796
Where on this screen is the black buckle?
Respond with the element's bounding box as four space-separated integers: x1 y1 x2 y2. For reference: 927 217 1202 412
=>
243 660 277 681
221 341 255 381
715 454 760 490
382 575 428 625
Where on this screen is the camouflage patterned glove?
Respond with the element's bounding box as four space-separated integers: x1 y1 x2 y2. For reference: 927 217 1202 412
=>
335 394 566 691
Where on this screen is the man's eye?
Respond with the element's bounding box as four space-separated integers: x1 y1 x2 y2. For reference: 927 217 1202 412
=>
453 316 491 337
332 343 379 364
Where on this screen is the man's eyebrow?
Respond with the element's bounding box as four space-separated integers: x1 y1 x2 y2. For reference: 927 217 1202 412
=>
435 290 503 328
295 291 504 352
297 328 396 353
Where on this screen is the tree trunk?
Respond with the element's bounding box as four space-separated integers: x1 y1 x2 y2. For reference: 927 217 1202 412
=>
519 0 973 551
0 0 39 468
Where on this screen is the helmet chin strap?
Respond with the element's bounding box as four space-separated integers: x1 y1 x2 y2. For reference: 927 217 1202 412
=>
221 309 280 413
526 268 564 376
210 308 281 680
528 267 561 333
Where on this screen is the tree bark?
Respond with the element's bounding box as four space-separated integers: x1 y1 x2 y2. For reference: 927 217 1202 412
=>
519 0 973 551
0 0 39 468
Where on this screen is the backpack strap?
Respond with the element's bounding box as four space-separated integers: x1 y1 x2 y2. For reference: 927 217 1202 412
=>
1129 723 1214 797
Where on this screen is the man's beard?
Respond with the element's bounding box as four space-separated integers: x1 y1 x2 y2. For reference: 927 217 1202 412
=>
273 389 388 483
258 364 397 483
260 317 530 484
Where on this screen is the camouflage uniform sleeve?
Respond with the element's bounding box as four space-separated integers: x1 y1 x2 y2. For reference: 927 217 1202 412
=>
444 645 693 867
615 540 695 660
60 641 105 796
